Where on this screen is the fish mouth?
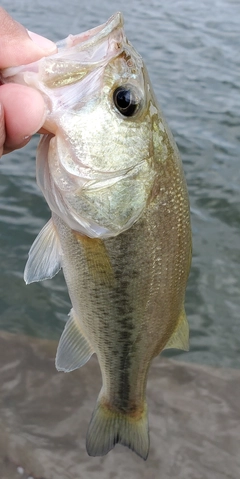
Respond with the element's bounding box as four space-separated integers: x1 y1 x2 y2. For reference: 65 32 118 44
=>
43 13 127 90
56 12 124 54
1 13 125 85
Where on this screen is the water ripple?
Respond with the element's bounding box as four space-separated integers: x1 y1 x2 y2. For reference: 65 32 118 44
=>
0 0 240 368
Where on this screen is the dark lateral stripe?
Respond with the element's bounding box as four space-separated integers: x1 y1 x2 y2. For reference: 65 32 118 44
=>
112 262 135 411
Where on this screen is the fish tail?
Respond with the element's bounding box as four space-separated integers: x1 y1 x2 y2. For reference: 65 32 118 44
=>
86 395 149 460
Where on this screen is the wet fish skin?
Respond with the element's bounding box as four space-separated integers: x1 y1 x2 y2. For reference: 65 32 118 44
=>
2 13 192 459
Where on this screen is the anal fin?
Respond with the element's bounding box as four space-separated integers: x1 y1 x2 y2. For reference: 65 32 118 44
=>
164 307 189 351
56 309 94 372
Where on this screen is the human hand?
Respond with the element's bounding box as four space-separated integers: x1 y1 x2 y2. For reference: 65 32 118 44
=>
0 7 57 157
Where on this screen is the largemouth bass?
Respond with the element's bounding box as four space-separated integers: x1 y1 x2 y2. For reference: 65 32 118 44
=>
2 13 192 459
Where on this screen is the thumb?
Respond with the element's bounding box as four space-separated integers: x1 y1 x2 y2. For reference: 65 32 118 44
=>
0 7 57 69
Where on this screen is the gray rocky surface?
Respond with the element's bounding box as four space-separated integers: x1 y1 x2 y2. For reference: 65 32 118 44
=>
0 331 239 479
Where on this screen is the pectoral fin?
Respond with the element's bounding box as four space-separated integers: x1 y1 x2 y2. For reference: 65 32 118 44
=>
56 309 94 372
73 232 115 286
24 218 62 284
164 308 189 351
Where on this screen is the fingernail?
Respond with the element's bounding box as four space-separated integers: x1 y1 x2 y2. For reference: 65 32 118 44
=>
27 31 57 54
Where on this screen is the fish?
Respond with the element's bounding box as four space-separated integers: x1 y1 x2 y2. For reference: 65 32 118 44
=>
2 13 192 460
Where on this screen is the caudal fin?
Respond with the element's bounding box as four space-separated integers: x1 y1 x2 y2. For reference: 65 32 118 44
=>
86 396 149 460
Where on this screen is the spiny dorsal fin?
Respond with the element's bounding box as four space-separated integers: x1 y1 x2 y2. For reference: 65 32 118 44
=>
164 307 189 351
24 218 62 284
56 309 94 372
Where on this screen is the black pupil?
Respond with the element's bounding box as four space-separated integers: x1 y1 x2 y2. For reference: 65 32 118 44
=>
114 87 138 117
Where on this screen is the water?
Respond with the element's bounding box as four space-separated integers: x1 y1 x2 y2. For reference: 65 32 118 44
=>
0 0 240 368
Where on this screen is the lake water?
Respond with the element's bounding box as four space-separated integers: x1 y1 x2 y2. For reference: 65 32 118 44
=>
0 0 240 368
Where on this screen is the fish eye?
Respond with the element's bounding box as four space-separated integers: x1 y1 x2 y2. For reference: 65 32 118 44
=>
113 85 140 117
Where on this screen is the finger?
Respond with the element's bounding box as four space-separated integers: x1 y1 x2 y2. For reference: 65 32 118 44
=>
0 84 46 150
0 7 56 68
